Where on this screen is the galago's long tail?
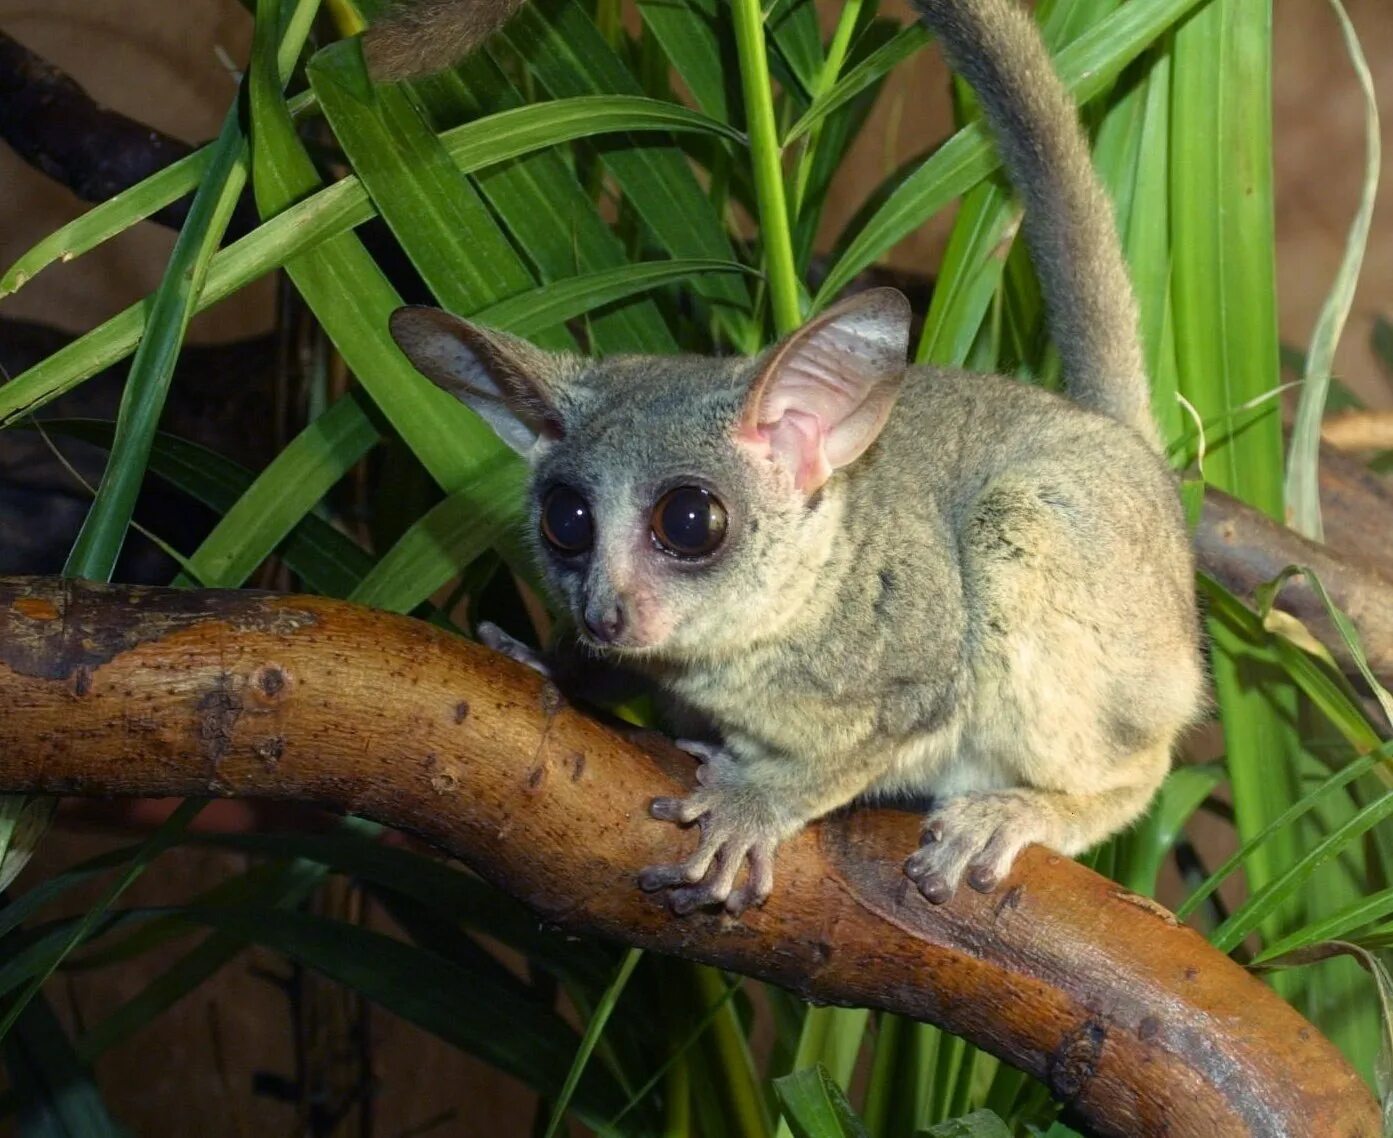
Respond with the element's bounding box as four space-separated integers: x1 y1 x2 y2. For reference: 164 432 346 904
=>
363 0 526 82
910 0 1159 450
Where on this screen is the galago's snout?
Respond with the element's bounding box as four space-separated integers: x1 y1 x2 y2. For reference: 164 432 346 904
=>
583 596 626 644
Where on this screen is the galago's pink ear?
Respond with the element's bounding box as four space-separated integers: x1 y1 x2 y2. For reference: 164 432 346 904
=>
738 289 911 494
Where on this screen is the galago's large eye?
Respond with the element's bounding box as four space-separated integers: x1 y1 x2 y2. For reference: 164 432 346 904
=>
540 485 593 555
651 486 727 558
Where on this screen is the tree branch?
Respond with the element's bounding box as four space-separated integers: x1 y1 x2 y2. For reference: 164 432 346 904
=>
0 577 1378 1138
1198 486 1393 690
1313 443 1393 578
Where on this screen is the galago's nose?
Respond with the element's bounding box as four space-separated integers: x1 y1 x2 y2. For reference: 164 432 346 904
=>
583 597 626 644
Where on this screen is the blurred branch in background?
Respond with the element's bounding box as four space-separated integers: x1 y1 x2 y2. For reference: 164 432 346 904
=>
0 31 261 239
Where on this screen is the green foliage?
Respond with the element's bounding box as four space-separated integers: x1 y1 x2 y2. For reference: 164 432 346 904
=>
1 995 130 1138
0 0 1388 1131
774 1065 870 1138
918 1110 1013 1138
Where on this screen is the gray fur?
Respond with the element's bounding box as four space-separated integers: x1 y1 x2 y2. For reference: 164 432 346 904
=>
912 0 1158 450
387 0 1204 913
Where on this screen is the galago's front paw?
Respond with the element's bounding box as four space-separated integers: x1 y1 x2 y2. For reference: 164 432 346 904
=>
477 621 551 678
904 791 1047 905
638 741 789 916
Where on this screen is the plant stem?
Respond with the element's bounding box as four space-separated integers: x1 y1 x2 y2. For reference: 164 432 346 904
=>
729 0 800 334
789 0 863 221
661 1050 691 1138
694 965 770 1138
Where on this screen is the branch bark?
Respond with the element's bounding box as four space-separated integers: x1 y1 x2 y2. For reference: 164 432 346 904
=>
0 577 1379 1137
1199 486 1393 689
1314 443 1393 578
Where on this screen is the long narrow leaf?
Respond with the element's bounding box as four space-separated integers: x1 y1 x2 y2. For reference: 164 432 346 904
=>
1213 784 1393 954
63 107 247 578
473 258 755 334
1284 0 1380 539
638 0 731 121
1255 888 1393 964
415 53 680 354
182 905 628 1123
784 25 929 146
175 392 381 588
348 456 523 611
503 0 754 343
0 97 737 428
1173 0 1296 958
0 148 213 299
33 417 378 598
1176 744 1392 923
1119 45 1181 444
773 1065 869 1138
181 830 614 987
0 800 205 1044
250 0 513 493
77 829 370 1064
542 948 644 1138
65 0 321 580
1170 0 1282 515
2 995 125 1138
310 38 557 341
0 89 316 299
765 0 824 99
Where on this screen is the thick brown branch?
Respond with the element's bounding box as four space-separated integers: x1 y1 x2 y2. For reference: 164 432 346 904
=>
0 578 1378 1136
1314 443 1393 576
1198 486 1393 689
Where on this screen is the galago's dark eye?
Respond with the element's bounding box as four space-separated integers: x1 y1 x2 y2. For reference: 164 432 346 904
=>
540 485 593 555
651 486 728 558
